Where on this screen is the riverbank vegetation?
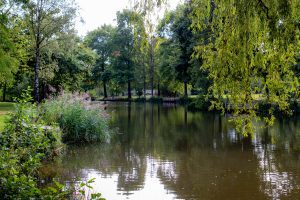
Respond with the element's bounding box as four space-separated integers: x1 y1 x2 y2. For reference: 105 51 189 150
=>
0 0 300 197
42 93 110 143
0 89 108 199
0 102 14 131
0 89 63 199
1 0 299 132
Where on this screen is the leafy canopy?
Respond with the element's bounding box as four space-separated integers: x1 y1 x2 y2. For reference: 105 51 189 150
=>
190 0 300 134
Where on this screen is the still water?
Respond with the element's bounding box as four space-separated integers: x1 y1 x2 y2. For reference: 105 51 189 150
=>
47 102 300 200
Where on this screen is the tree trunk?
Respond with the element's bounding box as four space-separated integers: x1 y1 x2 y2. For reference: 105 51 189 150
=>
42 82 47 100
209 0 215 23
184 106 188 126
128 80 132 99
143 65 146 98
34 0 42 103
101 61 108 98
103 80 107 98
184 81 188 98
34 46 40 102
157 82 160 97
149 38 154 97
3 83 6 102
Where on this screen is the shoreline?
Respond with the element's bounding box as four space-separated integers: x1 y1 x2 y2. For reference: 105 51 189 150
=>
94 97 300 116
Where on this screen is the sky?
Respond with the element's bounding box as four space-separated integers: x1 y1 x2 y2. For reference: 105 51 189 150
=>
75 0 182 36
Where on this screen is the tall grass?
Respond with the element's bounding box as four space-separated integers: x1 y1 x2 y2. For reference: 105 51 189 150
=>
42 93 110 143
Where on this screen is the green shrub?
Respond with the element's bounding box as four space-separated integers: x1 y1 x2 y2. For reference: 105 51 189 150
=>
42 93 110 143
188 95 210 111
0 88 64 199
0 89 107 199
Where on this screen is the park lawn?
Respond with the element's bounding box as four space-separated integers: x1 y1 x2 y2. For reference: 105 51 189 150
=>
0 102 15 131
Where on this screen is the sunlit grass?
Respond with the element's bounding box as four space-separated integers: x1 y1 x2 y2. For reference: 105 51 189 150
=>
0 102 15 131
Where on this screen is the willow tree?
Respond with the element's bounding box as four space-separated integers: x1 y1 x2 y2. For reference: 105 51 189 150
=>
190 0 300 134
25 0 77 102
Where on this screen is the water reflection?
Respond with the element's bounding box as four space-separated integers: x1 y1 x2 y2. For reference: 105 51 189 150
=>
254 122 300 200
46 103 300 200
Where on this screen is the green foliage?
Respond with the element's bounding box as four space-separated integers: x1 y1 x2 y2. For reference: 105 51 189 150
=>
0 2 29 88
76 178 106 200
157 38 184 95
0 88 107 199
0 115 7 131
42 93 110 143
42 181 71 199
109 9 146 98
187 95 211 111
25 0 78 101
157 3 204 97
190 0 300 133
0 87 64 199
0 102 14 131
48 33 97 92
85 25 116 97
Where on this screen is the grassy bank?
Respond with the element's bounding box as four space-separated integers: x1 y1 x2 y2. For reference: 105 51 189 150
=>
0 102 15 131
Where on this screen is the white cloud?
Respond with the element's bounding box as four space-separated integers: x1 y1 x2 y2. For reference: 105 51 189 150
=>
75 0 182 36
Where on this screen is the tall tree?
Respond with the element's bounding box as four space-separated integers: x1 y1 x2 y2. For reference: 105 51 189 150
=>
112 9 144 99
131 0 169 97
160 3 194 97
25 0 76 102
46 31 97 93
157 3 195 97
0 0 29 101
85 25 116 98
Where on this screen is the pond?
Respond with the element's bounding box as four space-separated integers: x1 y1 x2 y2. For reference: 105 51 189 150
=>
46 102 300 200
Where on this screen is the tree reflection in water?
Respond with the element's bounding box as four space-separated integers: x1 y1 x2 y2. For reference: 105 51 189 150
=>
44 103 300 200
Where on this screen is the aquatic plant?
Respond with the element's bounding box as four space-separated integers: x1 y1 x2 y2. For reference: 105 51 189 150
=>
42 92 110 143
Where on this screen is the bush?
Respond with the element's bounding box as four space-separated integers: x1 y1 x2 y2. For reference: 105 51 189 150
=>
0 89 107 199
0 88 64 199
188 95 210 111
42 93 110 143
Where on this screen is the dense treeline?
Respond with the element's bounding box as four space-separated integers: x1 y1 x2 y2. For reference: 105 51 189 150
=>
0 0 208 102
1 0 300 131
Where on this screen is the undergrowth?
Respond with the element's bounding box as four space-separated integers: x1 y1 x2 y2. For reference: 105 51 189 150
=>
0 88 64 199
0 89 107 199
